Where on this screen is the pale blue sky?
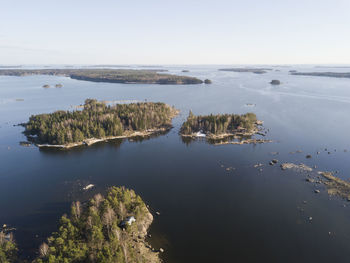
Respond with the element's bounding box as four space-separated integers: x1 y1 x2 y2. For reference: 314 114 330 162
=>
1 0 349 64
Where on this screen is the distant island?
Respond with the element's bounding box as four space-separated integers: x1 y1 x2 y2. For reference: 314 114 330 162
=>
180 111 268 144
218 68 272 74
1 186 162 263
291 72 350 79
270 80 281 85
24 99 178 148
0 69 207 85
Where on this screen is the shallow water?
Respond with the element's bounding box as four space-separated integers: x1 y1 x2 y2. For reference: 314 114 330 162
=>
1 65 350 262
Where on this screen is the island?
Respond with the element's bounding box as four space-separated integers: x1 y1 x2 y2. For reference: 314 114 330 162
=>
218 68 272 74
291 72 350 79
1 187 161 263
24 99 178 148
180 111 269 144
270 80 281 85
0 69 207 85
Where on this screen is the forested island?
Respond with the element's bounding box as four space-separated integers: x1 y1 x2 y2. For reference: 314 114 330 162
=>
180 111 267 144
291 72 350 78
0 69 206 84
24 99 178 148
1 187 161 263
218 68 272 74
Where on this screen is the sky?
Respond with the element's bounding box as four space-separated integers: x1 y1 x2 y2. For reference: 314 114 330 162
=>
1 0 350 65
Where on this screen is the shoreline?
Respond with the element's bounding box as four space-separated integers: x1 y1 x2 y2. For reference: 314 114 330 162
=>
36 127 171 149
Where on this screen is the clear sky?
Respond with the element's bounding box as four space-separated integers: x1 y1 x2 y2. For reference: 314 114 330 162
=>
1 0 349 64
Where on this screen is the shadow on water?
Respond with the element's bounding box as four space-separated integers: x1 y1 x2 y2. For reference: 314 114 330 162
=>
181 134 256 145
37 130 170 155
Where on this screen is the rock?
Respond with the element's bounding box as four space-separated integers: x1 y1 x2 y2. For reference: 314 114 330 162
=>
314 189 320 193
83 184 95 190
306 155 312 159
42 84 50 88
55 83 63 88
306 178 315 183
159 248 164 253
270 80 281 85
317 152 320 154
309 217 313 221
155 211 160 216
204 79 212 84
272 159 278 164
19 141 32 147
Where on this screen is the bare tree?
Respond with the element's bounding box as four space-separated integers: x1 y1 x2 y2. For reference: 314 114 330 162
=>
39 242 49 258
103 207 115 236
93 193 104 208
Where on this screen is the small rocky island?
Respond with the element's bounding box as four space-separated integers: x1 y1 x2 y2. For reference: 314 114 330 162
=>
1 187 161 263
180 111 269 144
0 69 207 85
270 80 281 85
291 72 350 79
218 68 272 74
24 99 178 148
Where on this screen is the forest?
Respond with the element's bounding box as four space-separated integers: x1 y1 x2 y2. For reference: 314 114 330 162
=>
0 231 17 263
25 99 178 145
1 187 159 263
0 69 206 84
180 111 258 136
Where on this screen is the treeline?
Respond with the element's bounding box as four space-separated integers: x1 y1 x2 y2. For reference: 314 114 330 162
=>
25 99 177 145
0 69 207 85
1 187 159 263
181 111 258 135
0 232 17 263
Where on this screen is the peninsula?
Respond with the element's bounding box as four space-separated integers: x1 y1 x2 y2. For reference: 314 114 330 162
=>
0 69 206 85
180 111 266 142
291 72 350 79
218 68 272 74
24 99 178 148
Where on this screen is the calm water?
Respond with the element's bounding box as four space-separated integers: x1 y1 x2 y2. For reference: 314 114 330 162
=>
1 65 350 262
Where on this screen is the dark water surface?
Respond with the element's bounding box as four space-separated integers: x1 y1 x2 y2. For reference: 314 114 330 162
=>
1 65 350 262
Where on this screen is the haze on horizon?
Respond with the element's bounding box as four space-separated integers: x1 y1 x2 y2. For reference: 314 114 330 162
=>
1 0 350 65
